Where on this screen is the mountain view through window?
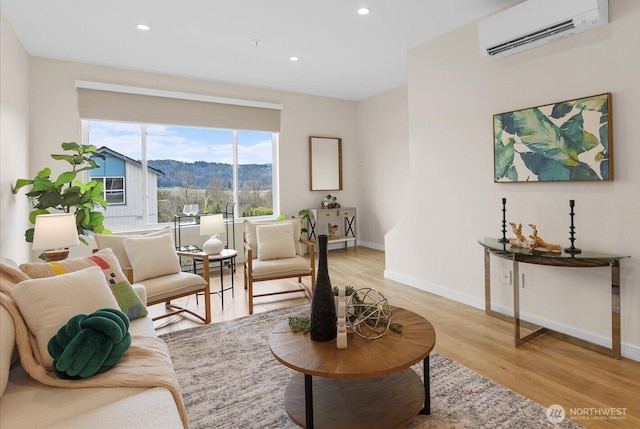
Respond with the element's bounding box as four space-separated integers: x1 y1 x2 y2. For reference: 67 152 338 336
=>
87 120 276 230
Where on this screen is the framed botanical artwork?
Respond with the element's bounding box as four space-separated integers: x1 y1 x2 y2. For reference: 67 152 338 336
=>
494 92 612 182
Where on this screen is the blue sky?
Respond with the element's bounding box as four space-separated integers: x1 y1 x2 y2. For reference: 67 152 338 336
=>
88 120 273 164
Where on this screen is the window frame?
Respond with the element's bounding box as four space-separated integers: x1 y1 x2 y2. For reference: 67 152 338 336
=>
98 176 126 205
83 120 278 230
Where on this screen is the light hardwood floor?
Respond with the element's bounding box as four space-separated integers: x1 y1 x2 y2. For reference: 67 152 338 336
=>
151 247 640 429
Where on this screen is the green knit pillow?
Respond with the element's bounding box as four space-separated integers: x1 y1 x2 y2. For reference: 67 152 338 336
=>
47 308 131 379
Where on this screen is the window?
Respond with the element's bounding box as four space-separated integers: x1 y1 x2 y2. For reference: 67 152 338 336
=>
86 120 277 230
92 177 125 204
237 131 277 217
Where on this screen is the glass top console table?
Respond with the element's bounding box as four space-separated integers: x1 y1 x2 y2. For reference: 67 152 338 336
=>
478 237 630 359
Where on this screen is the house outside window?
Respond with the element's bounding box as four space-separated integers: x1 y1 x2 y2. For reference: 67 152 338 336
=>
89 147 127 205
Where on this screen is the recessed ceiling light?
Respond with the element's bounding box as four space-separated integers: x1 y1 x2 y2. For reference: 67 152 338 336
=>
250 39 263 47
136 24 150 31
289 56 299 62
357 7 371 15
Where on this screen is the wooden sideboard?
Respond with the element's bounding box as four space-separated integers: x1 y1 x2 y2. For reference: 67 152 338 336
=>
308 207 356 248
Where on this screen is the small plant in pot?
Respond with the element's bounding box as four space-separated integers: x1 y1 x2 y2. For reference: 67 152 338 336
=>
297 209 310 238
332 285 358 299
12 142 111 246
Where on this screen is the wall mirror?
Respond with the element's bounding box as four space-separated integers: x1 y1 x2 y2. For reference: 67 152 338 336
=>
309 136 343 191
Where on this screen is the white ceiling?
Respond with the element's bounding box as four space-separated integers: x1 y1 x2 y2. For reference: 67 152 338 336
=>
1 0 518 101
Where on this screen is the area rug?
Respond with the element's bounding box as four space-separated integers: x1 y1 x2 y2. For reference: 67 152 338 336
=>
160 305 582 429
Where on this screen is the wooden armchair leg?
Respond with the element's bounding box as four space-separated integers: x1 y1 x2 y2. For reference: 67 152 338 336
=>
203 289 211 324
248 278 254 315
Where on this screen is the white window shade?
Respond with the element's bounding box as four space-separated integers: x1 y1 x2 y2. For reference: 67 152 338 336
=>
77 87 281 132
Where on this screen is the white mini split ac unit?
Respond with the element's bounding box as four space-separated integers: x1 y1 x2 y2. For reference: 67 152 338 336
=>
478 0 608 58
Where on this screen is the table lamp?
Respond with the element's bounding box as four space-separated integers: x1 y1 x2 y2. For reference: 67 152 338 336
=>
32 213 80 261
200 214 225 255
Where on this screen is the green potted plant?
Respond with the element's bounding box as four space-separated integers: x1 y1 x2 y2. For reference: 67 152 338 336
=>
297 209 310 238
332 285 358 299
12 142 111 245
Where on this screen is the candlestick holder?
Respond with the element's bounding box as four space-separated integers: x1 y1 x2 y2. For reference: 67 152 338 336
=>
564 199 581 254
498 198 509 243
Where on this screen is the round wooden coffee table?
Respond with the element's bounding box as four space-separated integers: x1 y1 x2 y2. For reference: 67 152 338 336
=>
269 306 436 429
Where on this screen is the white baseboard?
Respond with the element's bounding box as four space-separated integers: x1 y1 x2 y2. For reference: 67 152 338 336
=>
384 270 485 310
356 240 384 251
326 240 384 251
383 269 640 362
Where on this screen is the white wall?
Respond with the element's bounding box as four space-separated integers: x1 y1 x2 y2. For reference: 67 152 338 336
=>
0 13 30 263
2 54 358 259
356 86 409 249
384 0 640 359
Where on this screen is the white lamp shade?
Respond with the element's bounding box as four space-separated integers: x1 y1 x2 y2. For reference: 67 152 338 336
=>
32 213 80 251
200 214 225 254
199 214 225 236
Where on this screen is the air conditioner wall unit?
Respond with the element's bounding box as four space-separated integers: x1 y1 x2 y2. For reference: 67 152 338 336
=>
478 0 608 58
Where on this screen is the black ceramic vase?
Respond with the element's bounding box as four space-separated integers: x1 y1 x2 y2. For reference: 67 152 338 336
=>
310 235 337 342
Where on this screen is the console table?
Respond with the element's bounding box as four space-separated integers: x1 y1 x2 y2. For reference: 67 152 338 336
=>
478 237 630 359
307 206 356 248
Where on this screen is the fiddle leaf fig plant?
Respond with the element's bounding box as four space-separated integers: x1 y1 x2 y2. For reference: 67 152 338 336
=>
12 142 111 245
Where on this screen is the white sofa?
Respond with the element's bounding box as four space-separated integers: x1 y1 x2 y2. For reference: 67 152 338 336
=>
0 259 186 429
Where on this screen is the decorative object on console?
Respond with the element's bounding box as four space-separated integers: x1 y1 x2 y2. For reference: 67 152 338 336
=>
328 223 339 240
310 235 336 342
507 223 561 253
48 307 131 379
498 197 508 243
564 199 582 254
32 213 80 261
528 224 561 252
321 194 340 209
508 222 529 248
494 93 612 183
200 213 225 255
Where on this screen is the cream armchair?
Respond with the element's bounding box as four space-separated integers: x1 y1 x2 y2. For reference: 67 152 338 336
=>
95 228 211 324
243 219 315 314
